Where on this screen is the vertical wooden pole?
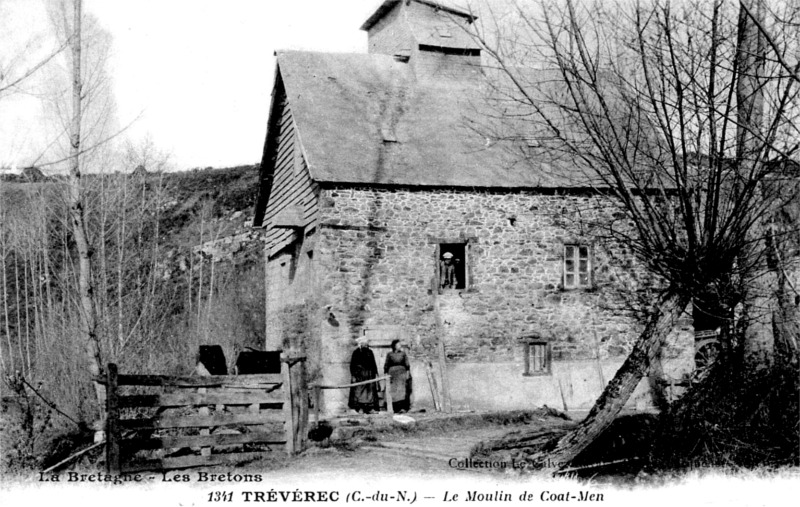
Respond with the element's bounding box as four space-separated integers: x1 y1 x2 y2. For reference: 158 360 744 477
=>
314 385 321 426
105 363 120 474
281 354 295 454
198 387 211 457
264 243 270 350
590 325 606 386
291 357 308 452
436 339 452 413
557 377 570 413
300 361 309 451
425 361 441 411
431 278 452 413
385 377 394 415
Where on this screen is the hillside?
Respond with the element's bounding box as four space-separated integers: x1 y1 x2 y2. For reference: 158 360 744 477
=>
157 165 262 252
2 164 262 263
0 164 268 443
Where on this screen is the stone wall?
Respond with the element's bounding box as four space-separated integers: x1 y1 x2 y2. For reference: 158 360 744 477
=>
316 187 689 355
265 185 694 413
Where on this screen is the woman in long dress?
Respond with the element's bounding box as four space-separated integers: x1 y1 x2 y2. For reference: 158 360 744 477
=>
348 337 379 413
384 339 411 413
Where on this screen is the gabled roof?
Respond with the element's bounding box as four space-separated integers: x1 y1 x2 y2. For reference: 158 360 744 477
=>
406 3 480 51
361 0 476 31
276 50 590 189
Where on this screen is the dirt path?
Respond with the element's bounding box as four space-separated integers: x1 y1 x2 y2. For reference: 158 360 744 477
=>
274 425 535 477
260 409 577 477
362 427 513 462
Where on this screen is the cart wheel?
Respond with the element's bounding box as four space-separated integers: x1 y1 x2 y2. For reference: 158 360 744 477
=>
694 338 721 371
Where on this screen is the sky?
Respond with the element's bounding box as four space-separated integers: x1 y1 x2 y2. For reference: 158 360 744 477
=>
0 0 380 171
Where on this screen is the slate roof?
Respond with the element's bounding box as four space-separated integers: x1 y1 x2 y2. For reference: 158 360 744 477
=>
276 50 595 189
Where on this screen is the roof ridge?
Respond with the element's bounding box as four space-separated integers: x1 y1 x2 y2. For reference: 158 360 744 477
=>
361 0 476 32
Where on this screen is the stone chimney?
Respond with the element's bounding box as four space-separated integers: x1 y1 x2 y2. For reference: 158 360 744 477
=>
360 0 481 82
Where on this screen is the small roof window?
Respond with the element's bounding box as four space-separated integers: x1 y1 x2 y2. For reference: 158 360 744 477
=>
435 25 452 38
381 127 398 143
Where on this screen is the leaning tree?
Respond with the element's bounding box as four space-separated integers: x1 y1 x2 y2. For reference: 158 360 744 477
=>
467 0 799 469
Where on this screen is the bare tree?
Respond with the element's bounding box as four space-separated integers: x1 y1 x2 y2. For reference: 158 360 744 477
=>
63 0 105 412
740 0 800 84
1 0 178 432
0 1 68 99
468 0 799 469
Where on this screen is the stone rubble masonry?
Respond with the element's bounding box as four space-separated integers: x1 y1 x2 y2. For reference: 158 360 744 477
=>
193 230 263 262
266 185 693 370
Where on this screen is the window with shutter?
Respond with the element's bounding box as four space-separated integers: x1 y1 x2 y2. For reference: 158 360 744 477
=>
523 341 552 376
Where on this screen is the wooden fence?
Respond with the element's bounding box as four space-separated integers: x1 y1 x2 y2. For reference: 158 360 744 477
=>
102 354 307 473
310 375 391 425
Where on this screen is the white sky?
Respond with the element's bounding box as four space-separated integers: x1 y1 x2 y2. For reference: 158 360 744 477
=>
0 0 379 171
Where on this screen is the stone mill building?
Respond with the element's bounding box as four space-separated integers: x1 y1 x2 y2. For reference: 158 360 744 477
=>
253 0 693 415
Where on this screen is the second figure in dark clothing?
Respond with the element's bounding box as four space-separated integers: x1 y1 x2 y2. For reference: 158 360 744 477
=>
384 339 411 413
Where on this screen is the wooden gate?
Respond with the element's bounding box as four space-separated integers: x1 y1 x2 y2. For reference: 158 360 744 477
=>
103 354 307 473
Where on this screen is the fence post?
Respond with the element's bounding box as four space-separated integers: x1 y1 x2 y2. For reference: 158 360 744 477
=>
198 387 211 457
385 376 394 415
281 353 295 455
314 385 321 426
292 358 308 452
105 363 120 474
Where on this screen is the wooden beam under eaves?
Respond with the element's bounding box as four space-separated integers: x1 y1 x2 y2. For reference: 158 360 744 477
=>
272 204 304 228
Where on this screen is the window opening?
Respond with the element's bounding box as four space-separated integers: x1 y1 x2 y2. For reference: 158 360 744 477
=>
564 244 591 289
523 341 552 376
435 25 452 38
438 243 466 290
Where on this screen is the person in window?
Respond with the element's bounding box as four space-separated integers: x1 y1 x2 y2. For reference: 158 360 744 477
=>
440 252 457 289
348 337 379 414
384 339 411 413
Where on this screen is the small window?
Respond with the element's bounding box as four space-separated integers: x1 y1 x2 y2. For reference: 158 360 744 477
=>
564 244 591 289
381 126 398 143
523 341 552 376
437 243 467 290
435 25 452 38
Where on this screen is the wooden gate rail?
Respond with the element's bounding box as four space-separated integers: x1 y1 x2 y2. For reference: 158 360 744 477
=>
309 375 391 425
101 354 307 473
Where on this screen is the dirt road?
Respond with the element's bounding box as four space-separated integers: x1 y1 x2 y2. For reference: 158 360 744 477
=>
273 424 536 478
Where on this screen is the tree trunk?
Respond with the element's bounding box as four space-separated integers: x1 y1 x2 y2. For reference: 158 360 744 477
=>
1 221 13 372
771 223 800 370
528 293 687 470
741 271 777 368
117 176 126 349
736 0 773 369
14 251 23 374
773 277 799 369
68 0 105 412
647 345 670 412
